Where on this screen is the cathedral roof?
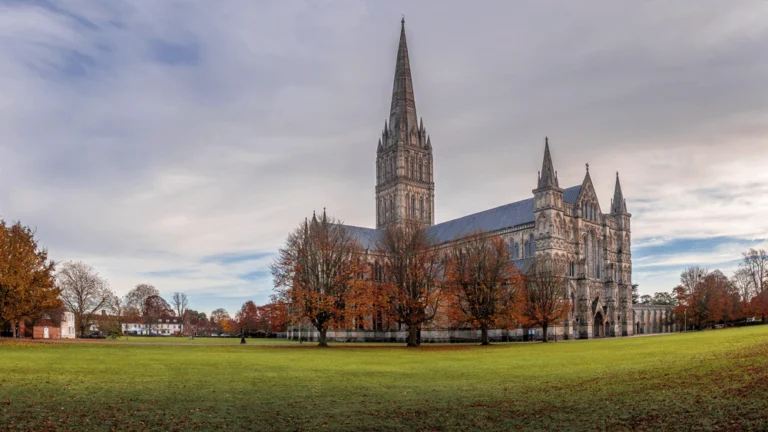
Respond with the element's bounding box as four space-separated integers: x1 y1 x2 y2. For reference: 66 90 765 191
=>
426 185 581 243
343 185 582 249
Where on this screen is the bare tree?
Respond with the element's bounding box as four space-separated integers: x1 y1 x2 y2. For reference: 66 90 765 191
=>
732 267 755 303
126 284 160 313
171 292 189 318
445 232 523 345
57 261 113 337
271 210 365 347
680 266 709 297
739 249 768 295
107 293 131 336
522 256 569 342
378 222 443 347
171 292 189 333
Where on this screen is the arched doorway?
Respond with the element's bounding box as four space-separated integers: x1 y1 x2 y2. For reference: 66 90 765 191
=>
593 311 604 338
43 327 49 339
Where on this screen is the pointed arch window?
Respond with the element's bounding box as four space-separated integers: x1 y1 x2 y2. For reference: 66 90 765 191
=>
410 195 416 218
410 160 415 179
419 197 424 220
419 163 423 181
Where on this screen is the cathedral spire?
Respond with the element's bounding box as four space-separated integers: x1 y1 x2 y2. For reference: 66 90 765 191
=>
538 137 559 188
389 17 418 144
611 172 627 214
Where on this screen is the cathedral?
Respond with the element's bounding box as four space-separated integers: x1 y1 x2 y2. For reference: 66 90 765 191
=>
289 20 676 341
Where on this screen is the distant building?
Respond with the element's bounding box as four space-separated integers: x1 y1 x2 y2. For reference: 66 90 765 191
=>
25 309 76 339
122 316 182 336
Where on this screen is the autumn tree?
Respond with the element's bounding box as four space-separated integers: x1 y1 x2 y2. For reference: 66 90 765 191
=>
210 308 230 335
271 210 365 347
445 232 523 345
143 295 172 335
0 221 60 337
185 310 207 336
235 300 260 339
675 270 738 329
378 222 443 347
57 261 113 337
522 256 569 342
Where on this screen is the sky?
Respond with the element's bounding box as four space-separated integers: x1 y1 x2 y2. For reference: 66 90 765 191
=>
1 1 767 316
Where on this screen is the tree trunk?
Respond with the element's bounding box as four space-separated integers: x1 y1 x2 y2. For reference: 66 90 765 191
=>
542 323 549 342
481 325 490 346
407 326 419 347
317 328 328 347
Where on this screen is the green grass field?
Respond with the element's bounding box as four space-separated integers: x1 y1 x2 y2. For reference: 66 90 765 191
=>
2 326 767 431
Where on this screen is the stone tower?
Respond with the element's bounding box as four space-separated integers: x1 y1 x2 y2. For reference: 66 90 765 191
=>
611 172 633 336
532 138 565 258
376 19 435 229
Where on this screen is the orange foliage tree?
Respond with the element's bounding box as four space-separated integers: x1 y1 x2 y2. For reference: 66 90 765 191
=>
0 221 60 337
271 210 367 347
377 222 443 347
675 270 742 329
444 232 524 345
521 256 569 342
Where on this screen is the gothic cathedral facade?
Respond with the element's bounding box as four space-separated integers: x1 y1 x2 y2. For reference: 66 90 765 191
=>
318 20 676 341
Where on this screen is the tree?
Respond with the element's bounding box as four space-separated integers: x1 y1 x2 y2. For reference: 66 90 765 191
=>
143 295 172 334
271 210 366 347
631 284 639 305
445 232 523 345
676 270 736 329
57 261 113 337
739 249 768 296
171 292 189 333
235 300 260 338
210 308 230 335
126 284 160 314
108 293 131 335
651 291 676 306
171 292 188 318
640 294 652 305
378 222 443 347
521 256 569 342
0 221 60 337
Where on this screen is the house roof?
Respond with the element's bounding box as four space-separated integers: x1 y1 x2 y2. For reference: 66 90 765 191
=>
345 185 582 249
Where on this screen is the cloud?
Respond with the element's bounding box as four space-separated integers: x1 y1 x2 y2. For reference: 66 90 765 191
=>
0 1 766 313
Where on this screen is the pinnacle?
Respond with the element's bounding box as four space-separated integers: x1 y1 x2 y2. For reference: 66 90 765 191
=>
612 172 627 214
538 137 559 188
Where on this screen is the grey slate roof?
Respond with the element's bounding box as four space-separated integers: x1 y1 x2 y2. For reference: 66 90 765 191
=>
344 185 582 250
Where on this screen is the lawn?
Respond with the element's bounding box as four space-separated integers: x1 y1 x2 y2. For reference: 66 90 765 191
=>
2 326 767 431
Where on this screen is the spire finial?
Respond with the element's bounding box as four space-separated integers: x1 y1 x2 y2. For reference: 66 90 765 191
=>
401 14 405 26
586 163 589 173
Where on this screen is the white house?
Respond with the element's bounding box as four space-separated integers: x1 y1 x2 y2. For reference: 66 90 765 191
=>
122 316 182 336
